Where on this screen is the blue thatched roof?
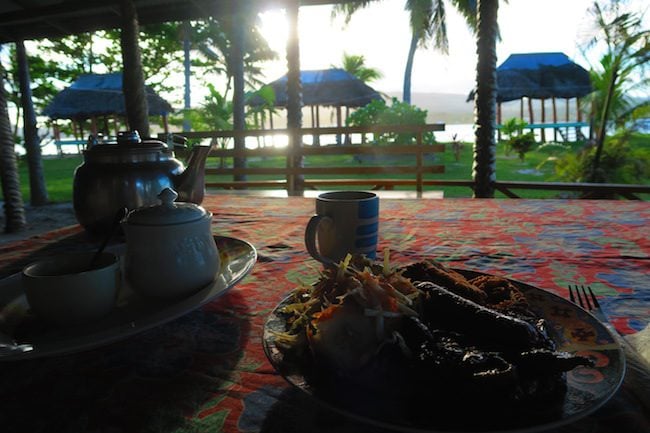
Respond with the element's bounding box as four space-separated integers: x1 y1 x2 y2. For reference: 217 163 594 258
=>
496 52 592 102
249 68 383 108
43 72 173 120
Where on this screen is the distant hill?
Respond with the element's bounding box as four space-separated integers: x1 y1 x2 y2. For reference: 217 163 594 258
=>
264 91 588 129
385 91 585 125
385 92 474 124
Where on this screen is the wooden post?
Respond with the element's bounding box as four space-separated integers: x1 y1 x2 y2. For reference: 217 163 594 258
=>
520 98 524 119
53 121 60 140
113 115 120 136
565 98 570 122
541 98 546 143
269 108 275 147
311 105 319 146
344 106 351 145
416 129 423 195
90 116 98 135
527 97 534 139
576 97 583 140
254 112 261 148
566 98 570 141
552 97 558 142
497 102 502 141
336 106 342 145
162 114 169 134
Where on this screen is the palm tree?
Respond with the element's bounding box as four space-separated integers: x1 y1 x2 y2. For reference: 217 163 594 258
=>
581 2 650 181
16 40 49 206
334 0 502 197
0 57 27 233
286 0 304 194
335 52 383 83
120 0 150 137
334 0 476 103
472 0 499 198
189 13 277 182
190 17 278 101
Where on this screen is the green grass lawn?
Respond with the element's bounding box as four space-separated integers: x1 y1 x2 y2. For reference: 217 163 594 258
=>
18 155 83 203
17 134 650 203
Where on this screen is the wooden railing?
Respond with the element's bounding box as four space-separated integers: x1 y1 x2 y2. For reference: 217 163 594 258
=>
326 179 649 200
164 124 446 194
161 126 650 200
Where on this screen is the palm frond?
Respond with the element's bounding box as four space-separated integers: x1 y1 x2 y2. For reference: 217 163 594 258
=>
331 1 377 25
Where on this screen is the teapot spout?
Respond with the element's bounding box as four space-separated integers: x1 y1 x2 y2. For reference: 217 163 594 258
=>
174 145 211 204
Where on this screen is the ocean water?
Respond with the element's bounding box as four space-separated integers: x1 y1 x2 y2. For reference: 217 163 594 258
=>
27 125 478 156
19 120 647 157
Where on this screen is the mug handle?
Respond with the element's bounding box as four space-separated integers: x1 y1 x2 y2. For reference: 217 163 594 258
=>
305 215 336 266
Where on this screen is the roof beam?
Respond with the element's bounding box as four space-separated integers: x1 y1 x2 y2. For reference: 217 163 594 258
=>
0 0 361 43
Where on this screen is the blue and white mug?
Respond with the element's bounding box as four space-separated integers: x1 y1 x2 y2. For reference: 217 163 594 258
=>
305 191 379 264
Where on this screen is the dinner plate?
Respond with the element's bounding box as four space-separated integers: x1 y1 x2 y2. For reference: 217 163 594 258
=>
263 268 625 433
0 236 256 361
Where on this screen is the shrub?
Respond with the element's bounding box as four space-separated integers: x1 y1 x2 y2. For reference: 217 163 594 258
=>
510 132 536 162
500 118 536 160
555 133 650 184
346 98 435 145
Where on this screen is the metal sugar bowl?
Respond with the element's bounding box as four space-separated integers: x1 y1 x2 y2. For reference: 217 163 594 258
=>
122 188 220 299
73 131 211 234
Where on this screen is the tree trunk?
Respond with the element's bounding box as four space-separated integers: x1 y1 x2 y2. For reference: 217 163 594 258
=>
591 66 618 182
232 3 247 183
16 40 49 206
286 0 304 195
402 31 418 104
183 20 192 132
120 0 150 137
472 0 499 198
0 66 27 233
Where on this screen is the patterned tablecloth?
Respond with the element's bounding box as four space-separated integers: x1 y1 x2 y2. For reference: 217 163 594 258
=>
0 196 648 433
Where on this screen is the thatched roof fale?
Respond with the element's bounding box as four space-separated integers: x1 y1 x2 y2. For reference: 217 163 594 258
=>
496 52 592 102
43 73 173 120
249 68 383 108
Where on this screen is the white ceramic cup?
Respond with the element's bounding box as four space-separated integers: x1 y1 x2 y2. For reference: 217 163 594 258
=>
305 191 379 264
22 252 120 326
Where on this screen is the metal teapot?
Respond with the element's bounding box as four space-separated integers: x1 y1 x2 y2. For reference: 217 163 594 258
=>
73 131 211 234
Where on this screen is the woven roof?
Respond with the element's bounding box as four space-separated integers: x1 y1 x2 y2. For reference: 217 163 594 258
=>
43 73 173 120
496 52 592 102
249 68 383 108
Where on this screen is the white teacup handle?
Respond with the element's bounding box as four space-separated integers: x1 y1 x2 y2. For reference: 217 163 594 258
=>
305 215 336 266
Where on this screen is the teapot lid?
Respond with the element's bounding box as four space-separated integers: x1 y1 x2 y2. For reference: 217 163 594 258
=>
126 188 208 225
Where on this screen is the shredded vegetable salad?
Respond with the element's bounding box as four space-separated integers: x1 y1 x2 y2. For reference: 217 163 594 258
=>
272 252 425 371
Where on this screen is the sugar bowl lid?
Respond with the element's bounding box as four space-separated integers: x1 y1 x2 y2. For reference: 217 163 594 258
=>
126 188 208 225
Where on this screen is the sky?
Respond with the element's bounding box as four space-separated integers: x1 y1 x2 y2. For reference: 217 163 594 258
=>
256 0 647 96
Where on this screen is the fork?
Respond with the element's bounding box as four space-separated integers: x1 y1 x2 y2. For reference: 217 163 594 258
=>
568 284 609 324
568 284 637 351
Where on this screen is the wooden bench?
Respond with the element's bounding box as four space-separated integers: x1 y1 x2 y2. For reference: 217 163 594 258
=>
54 139 87 156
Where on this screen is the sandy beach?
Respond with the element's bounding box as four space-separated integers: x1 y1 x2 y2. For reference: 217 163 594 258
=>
0 202 77 245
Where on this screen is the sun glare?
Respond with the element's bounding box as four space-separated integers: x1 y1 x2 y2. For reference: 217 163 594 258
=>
258 10 288 52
